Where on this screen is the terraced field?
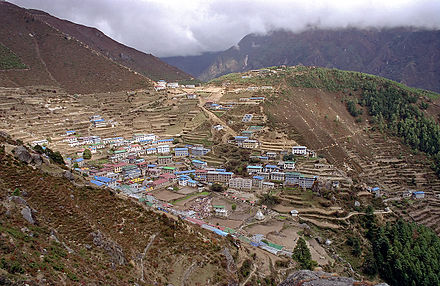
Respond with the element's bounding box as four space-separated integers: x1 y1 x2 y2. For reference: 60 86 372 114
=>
0 87 203 153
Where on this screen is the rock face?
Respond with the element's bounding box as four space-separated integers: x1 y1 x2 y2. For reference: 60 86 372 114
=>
13 146 32 164
12 146 43 166
278 270 389 286
91 231 126 266
64 170 74 181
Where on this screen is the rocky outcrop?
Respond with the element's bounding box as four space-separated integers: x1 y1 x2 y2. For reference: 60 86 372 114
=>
278 270 389 286
91 230 126 266
13 146 32 164
13 146 42 166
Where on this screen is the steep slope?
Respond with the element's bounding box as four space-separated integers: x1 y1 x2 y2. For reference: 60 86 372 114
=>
165 28 440 92
28 8 193 82
210 66 440 212
0 1 152 94
0 139 237 285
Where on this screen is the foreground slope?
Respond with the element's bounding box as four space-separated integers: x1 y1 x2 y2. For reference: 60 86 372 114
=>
28 8 192 82
164 28 440 92
0 1 152 94
0 138 237 285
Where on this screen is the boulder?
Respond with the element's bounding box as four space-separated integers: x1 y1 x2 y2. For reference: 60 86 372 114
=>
31 154 43 166
64 170 74 180
13 146 32 164
21 206 35 225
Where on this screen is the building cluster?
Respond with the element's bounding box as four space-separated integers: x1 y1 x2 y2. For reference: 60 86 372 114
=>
154 80 196 91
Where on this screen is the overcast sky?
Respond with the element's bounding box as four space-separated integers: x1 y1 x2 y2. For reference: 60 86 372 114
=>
9 0 440 57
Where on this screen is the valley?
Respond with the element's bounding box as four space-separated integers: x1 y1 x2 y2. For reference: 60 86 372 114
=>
1 1 440 285
2 64 440 284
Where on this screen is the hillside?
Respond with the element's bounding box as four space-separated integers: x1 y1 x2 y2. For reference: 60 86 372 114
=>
163 28 440 92
0 1 152 94
0 137 239 285
209 66 440 233
28 8 193 82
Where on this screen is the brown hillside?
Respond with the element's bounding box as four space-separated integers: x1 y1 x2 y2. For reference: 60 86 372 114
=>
0 1 152 94
29 9 193 82
0 142 237 285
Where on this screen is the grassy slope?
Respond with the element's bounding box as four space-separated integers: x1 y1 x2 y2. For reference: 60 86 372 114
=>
0 43 27 70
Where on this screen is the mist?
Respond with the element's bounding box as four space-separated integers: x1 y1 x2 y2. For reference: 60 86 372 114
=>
9 0 440 57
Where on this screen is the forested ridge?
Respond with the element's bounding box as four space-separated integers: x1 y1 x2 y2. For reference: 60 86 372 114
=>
362 208 440 286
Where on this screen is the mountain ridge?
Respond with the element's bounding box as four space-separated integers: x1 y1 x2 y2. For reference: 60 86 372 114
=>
27 8 193 82
162 28 440 92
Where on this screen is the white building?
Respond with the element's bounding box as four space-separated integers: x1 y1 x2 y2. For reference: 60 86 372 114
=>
283 161 296 169
292 146 307 156
167 82 179 88
157 144 170 154
228 177 252 190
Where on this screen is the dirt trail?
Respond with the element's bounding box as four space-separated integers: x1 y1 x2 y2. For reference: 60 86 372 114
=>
31 36 59 85
200 105 237 143
140 233 158 282
240 263 257 286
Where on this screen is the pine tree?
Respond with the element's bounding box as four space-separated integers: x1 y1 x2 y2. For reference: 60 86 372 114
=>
292 237 317 270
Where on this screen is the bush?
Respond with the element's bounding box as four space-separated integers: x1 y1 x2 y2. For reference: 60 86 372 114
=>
83 149 92 160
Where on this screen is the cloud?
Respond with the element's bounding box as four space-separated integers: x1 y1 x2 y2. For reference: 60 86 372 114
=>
9 0 440 57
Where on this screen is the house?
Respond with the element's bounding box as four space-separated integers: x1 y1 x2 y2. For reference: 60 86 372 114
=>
283 161 296 169
187 179 198 188
292 146 307 156
266 152 278 159
233 136 249 147
162 166 176 174
252 176 264 189
178 175 190 186
242 114 253 122
229 177 252 190
192 159 207 169
160 172 176 182
262 182 275 190
129 144 142 153
94 176 117 188
195 169 208 181
190 146 210 156
242 139 259 149
284 172 317 189
167 82 179 88
92 118 107 128
157 144 170 154
174 147 189 157
157 155 173 165
213 125 224 131
412 191 425 199
122 165 141 179
213 205 228 217
290 210 299 217
206 171 234 183
146 147 157 155
32 139 48 147
264 165 279 173
133 133 157 142
270 172 285 182
151 178 169 189
247 165 263 174
111 162 127 173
